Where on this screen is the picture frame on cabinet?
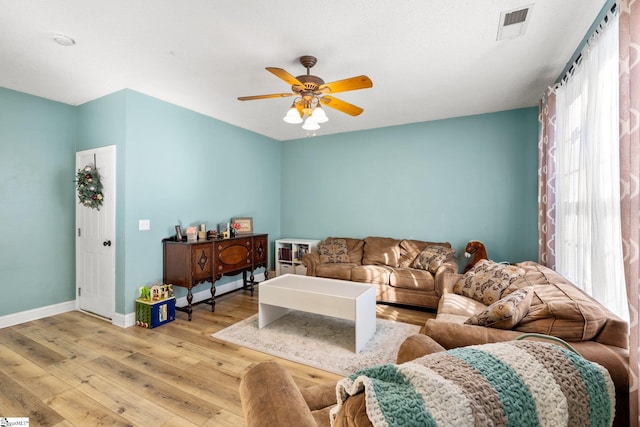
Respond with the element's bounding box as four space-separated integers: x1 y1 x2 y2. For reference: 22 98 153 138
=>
174 225 183 241
232 217 253 234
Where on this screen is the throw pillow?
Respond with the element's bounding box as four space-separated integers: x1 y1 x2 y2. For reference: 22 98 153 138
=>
465 286 534 329
318 239 350 263
413 245 456 273
453 259 525 305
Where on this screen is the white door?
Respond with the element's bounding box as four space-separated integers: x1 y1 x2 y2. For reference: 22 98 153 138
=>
75 145 116 319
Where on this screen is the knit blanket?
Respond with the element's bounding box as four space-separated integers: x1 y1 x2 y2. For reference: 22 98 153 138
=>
331 341 615 427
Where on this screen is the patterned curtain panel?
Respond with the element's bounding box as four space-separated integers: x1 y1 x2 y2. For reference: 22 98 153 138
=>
538 90 557 269
619 0 640 424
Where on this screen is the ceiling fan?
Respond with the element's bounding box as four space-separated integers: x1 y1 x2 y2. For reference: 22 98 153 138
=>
238 55 373 131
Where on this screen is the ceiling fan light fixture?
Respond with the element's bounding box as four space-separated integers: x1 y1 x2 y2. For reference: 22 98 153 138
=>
239 55 372 134
311 105 328 123
302 117 320 131
283 106 303 124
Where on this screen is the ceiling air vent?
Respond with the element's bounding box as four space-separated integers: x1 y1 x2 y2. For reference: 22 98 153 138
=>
497 4 534 40
504 8 529 25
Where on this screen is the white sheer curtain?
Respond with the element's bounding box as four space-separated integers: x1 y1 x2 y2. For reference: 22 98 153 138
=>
554 12 627 321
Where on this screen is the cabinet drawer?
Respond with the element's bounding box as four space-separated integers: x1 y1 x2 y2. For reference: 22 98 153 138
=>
190 244 213 281
214 239 251 273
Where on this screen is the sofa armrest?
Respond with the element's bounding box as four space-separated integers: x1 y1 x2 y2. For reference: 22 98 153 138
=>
423 319 524 349
302 252 320 276
435 269 462 297
396 334 446 364
299 383 337 411
240 361 318 427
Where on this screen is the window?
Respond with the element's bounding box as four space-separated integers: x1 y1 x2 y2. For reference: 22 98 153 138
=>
554 11 627 321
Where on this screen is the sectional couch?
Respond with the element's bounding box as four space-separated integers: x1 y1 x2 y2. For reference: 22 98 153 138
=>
301 236 458 309
240 259 631 426
240 333 621 426
424 260 630 426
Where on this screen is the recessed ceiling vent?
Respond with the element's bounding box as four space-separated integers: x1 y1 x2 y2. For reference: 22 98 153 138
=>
497 4 534 40
504 8 529 25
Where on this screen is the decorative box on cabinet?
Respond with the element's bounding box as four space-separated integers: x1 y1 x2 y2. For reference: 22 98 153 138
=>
275 238 319 276
163 233 269 320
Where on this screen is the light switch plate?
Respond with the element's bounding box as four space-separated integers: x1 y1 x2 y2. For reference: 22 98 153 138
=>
139 219 150 231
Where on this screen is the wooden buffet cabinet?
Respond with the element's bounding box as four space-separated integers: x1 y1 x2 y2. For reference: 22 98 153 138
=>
162 233 268 320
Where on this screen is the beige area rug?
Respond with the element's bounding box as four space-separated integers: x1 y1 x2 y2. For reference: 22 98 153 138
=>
212 311 421 375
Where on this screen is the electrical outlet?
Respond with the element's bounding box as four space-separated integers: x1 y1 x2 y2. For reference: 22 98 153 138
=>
139 219 150 231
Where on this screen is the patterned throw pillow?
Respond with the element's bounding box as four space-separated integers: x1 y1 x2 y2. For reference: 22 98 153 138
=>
453 259 525 305
465 286 534 329
318 239 350 263
413 245 456 273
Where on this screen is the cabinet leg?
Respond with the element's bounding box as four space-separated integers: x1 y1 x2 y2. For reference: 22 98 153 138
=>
243 270 255 297
186 288 193 321
210 283 216 312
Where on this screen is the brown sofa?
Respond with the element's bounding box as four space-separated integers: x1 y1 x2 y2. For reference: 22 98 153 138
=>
424 260 630 427
239 334 447 427
301 236 458 309
240 331 623 426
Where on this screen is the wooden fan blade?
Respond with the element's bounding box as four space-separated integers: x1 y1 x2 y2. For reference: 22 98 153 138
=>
319 96 364 116
237 93 293 101
266 67 305 89
318 75 372 94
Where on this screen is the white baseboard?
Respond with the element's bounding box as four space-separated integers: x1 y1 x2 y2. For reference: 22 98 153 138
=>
0 300 76 329
112 312 131 328
0 274 264 330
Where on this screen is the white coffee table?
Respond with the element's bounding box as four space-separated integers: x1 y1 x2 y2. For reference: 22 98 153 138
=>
259 274 377 353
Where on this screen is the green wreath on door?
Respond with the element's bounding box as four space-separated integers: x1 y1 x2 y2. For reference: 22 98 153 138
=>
76 165 104 210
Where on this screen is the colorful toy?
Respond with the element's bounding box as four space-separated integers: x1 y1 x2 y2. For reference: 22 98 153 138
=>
139 286 151 300
151 285 161 301
139 283 173 303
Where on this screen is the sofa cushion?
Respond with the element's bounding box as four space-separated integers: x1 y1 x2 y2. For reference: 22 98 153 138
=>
389 268 435 291
437 293 488 323
398 240 451 268
465 286 534 329
413 245 456 273
316 263 357 281
499 262 611 341
516 283 609 341
318 239 350 263
351 265 393 285
453 259 525 305
362 237 401 267
326 237 365 265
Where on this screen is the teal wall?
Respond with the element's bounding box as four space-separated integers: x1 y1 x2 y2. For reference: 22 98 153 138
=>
76 91 128 312
0 85 538 318
76 90 281 314
0 88 77 314
281 108 539 264
121 90 280 313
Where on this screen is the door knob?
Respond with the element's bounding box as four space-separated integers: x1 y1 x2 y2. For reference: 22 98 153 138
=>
103 240 112 247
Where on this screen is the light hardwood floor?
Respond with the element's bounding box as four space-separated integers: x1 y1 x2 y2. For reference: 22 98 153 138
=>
0 288 435 426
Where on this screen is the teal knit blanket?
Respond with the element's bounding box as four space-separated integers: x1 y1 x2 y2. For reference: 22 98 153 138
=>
331 341 615 427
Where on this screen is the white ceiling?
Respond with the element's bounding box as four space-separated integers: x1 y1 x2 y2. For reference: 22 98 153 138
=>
0 0 606 141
